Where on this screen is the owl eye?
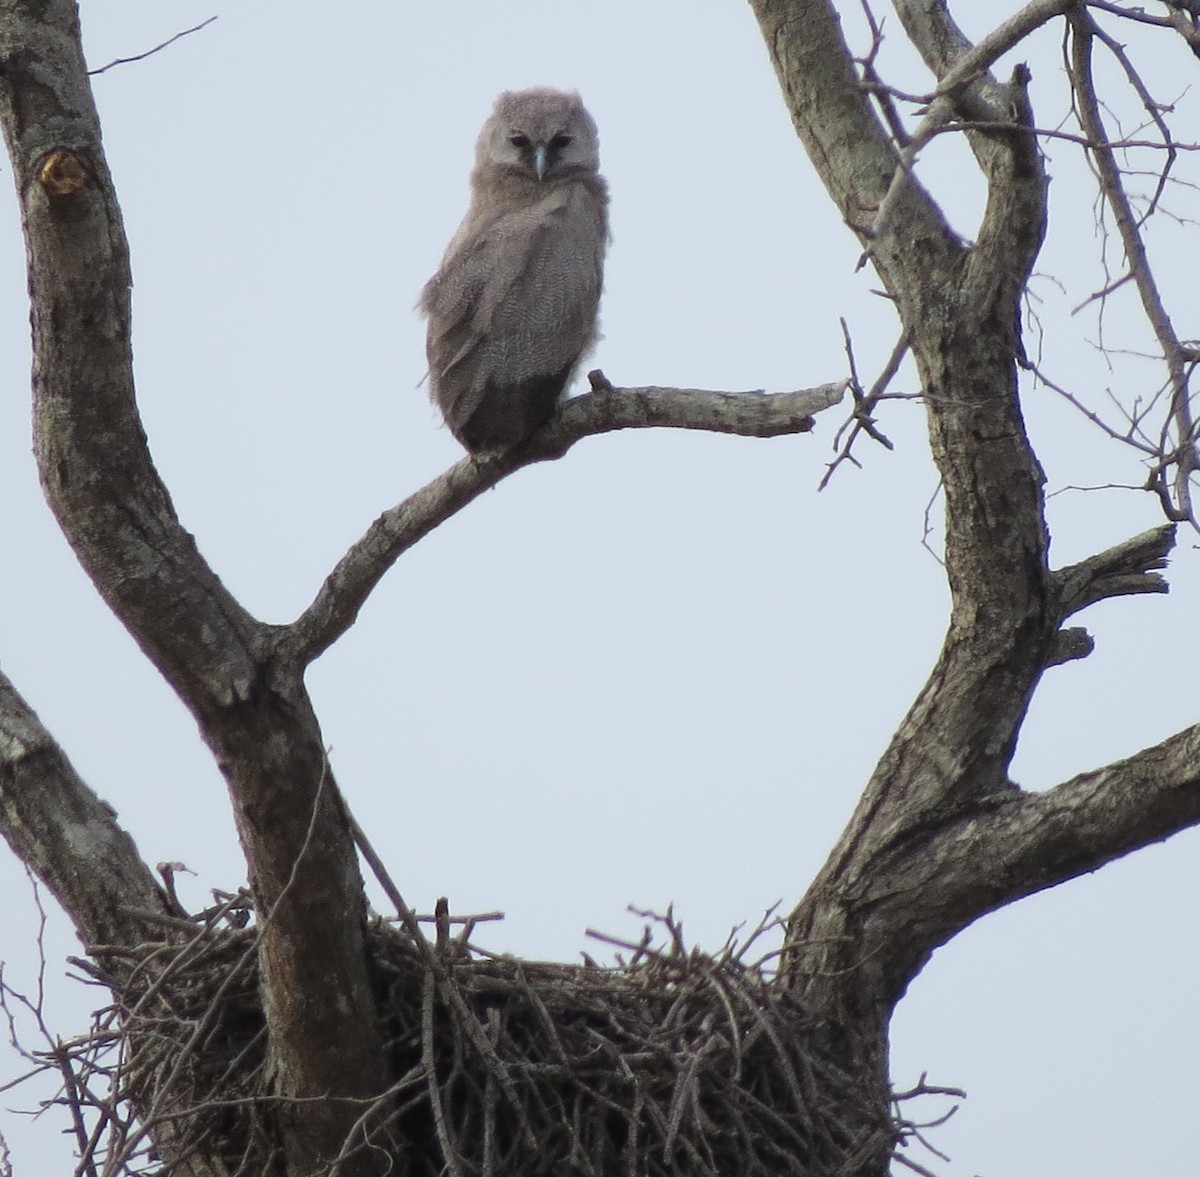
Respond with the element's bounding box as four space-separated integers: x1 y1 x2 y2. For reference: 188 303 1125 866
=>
509 134 531 148
550 134 573 150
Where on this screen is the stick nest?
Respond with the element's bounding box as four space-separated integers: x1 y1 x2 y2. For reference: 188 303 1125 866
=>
42 903 895 1176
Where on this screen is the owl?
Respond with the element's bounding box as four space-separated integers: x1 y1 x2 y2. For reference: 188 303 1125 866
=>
420 88 609 452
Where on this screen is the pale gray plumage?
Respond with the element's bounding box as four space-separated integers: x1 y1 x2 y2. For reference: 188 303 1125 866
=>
420 88 609 452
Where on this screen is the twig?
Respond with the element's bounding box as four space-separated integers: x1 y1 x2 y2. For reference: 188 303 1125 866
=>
344 807 423 942
820 327 908 489
1070 11 1197 524
921 480 945 566
88 17 217 76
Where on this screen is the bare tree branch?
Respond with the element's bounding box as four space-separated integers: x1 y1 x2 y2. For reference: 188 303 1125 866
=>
819 328 907 490
868 720 1200 970
1069 10 1198 522
87 16 217 76
0 5 389 1172
286 376 845 663
1053 524 1176 617
923 0 1075 101
992 719 1200 903
0 669 168 954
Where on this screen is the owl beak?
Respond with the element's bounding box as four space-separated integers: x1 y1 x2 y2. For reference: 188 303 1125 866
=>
533 144 548 181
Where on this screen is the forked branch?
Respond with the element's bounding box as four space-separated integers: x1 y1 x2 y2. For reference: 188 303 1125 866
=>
898 718 1200 949
1069 10 1198 522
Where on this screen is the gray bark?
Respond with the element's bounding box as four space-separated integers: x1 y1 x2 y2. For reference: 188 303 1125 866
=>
0 4 388 1172
745 3 1197 1167
0 1 1195 1174
0 2 841 1172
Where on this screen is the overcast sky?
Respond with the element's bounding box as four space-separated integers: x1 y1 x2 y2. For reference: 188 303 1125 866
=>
1 4 1198 1174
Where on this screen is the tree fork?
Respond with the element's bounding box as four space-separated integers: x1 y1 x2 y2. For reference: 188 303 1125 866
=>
0 4 390 1172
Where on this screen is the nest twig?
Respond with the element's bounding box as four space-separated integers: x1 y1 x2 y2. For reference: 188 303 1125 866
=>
372 909 891 1177
6 898 912 1176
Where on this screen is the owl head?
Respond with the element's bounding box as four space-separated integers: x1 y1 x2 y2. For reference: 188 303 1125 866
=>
475 87 600 182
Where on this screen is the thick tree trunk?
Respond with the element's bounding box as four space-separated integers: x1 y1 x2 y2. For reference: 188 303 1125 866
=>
751 0 1051 987
744 3 1193 1170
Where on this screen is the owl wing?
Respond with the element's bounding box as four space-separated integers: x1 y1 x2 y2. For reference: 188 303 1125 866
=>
421 182 605 428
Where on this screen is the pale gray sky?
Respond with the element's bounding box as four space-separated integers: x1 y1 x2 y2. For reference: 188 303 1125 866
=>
0 4 1197 1174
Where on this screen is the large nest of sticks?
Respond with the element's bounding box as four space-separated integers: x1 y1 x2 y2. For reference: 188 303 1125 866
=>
43 900 898 1176
374 913 893 1176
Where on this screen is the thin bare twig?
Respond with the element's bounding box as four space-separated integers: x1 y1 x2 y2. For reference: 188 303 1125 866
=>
88 17 217 76
820 326 908 489
1070 11 1197 524
921 480 945 566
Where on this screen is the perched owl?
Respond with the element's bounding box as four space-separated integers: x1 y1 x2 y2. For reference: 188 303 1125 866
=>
420 88 609 452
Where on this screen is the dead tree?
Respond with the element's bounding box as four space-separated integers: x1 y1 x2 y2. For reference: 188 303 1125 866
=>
0 1 1196 1175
